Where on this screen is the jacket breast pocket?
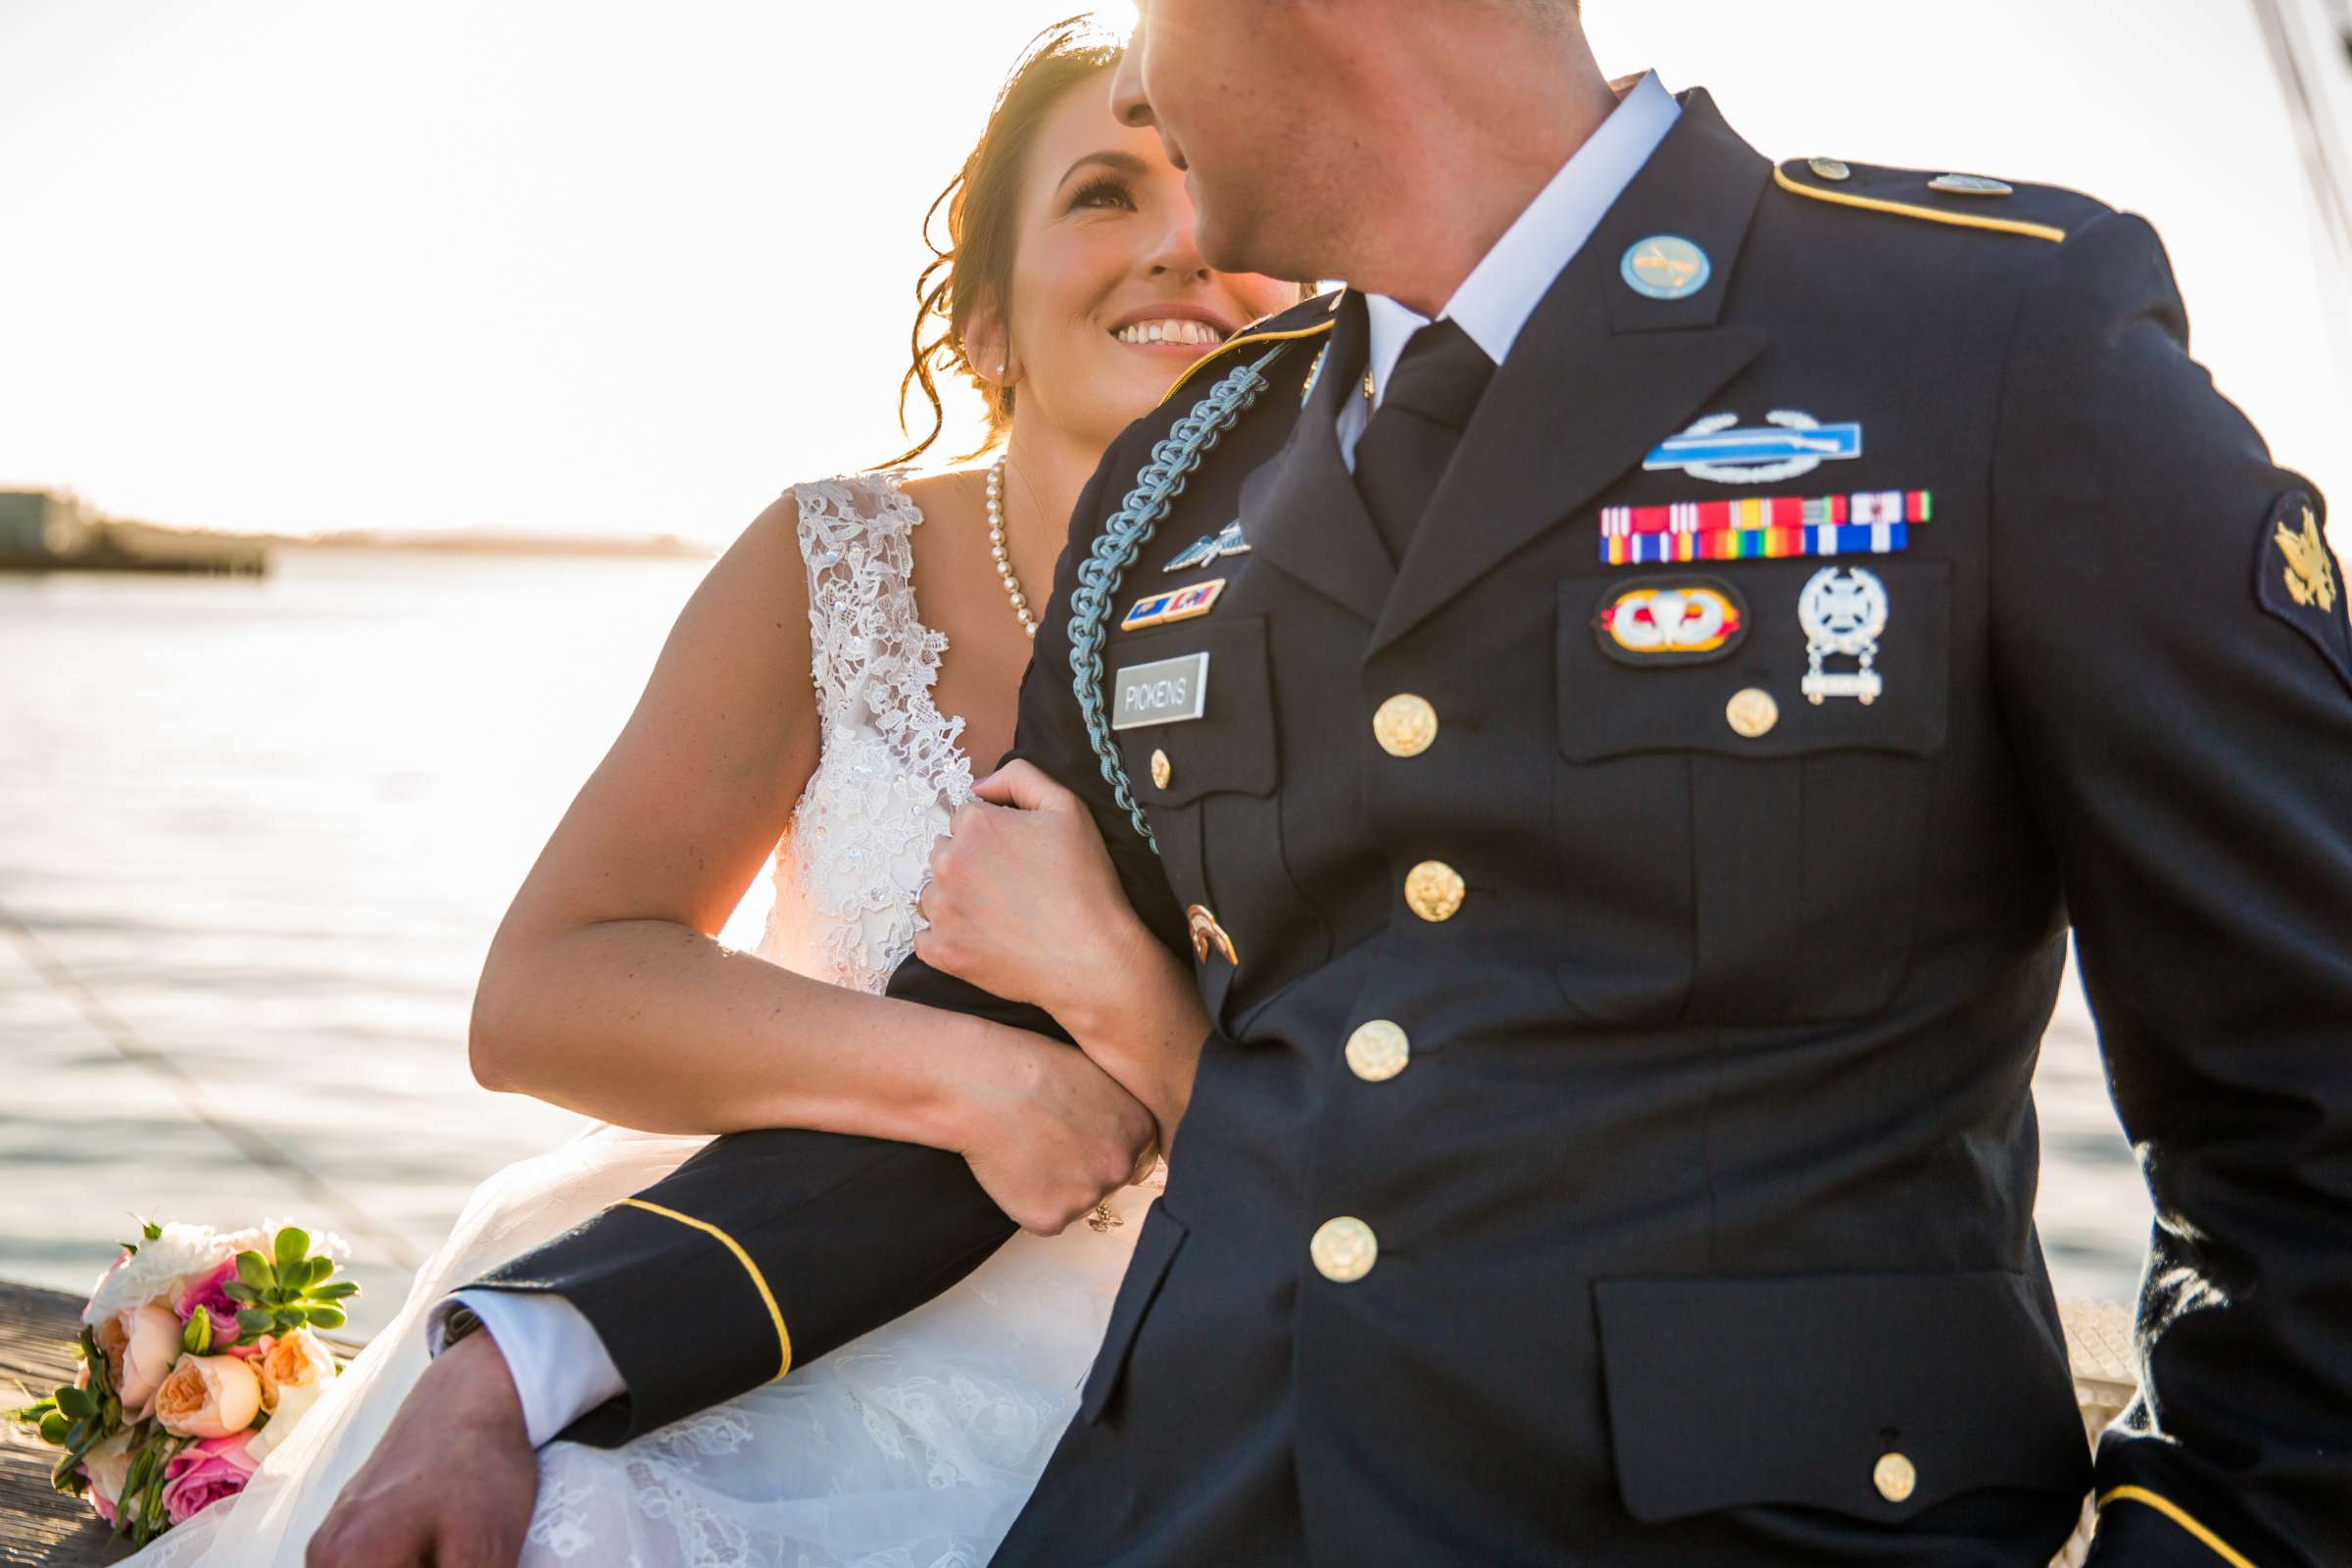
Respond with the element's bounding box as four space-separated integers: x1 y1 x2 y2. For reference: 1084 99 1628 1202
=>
1111 616 1298 1024
1075 1205 1187 1426
1592 1269 2089 1525
1556 561 1951 1025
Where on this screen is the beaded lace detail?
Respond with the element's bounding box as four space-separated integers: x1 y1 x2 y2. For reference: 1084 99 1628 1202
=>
761 470 975 997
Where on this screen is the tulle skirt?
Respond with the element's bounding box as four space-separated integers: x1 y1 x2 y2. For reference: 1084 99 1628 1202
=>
125 1120 1148 1567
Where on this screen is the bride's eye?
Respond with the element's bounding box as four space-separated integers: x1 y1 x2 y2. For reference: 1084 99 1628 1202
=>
1069 177 1137 214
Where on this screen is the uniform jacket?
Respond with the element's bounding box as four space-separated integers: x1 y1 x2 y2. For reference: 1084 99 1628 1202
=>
474 91 2352 1566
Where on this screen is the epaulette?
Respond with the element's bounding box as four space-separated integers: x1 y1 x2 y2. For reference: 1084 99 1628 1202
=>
1156 287 1344 408
1770 157 2111 246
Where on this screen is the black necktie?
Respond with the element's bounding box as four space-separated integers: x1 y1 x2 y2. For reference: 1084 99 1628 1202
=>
1352 318 1498 564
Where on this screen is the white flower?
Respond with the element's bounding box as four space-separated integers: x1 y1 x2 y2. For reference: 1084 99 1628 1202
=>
83 1223 232 1326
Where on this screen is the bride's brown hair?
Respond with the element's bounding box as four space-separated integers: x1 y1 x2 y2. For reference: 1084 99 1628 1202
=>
880 15 1122 469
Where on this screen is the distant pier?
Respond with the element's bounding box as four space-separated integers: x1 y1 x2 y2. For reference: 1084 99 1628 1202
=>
0 491 269 577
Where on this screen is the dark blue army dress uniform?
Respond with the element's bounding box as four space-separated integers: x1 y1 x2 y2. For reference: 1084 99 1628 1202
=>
469 90 2352 1565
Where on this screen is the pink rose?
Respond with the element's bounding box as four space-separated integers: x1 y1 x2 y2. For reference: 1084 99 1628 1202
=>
95 1303 183 1421
173 1260 244 1348
160 1433 259 1525
153 1353 263 1439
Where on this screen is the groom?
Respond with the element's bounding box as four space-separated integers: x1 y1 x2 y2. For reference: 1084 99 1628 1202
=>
321 2 2352 1563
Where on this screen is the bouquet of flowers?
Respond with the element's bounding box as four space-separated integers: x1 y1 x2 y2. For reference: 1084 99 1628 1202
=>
6 1218 359 1546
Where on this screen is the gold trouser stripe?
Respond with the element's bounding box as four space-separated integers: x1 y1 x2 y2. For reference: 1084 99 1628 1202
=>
618 1199 793 1380
1156 320 1338 408
2096 1486 2260 1568
1771 166 2068 244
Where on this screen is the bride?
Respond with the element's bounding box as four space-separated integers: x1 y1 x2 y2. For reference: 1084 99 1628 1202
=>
129 19 1301 1567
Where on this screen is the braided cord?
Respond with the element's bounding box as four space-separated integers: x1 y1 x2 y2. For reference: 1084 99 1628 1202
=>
1067 344 1295 851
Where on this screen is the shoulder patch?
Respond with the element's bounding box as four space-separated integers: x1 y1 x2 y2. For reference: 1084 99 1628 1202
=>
1773 158 2070 245
1156 291 1341 408
2256 489 2352 695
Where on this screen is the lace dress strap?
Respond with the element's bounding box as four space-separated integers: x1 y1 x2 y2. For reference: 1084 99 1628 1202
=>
786 471 969 787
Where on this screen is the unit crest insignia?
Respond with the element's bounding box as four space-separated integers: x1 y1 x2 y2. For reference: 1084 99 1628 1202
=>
1187 905 1240 967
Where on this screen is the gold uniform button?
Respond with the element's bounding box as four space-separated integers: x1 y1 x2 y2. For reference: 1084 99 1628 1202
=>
1873 1451 1917 1503
1373 694 1439 758
1309 1216 1378 1283
1403 860 1466 922
1345 1020 1410 1082
1150 748 1172 790
1726 687 1780 739
1808 156 1853 182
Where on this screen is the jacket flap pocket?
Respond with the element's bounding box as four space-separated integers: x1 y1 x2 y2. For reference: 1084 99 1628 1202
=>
1112 616 1276 806
1077 1204 1188 1425
1558 560 1950 762
1593 1269 2089 1524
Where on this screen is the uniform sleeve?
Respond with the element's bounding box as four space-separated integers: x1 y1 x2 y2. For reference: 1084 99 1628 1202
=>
1990 208 2352 1567
460 435 1194 1448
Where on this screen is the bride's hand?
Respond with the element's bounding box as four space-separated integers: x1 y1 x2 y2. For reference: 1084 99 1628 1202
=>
957 1028 1158 1235
914 760 1152 1022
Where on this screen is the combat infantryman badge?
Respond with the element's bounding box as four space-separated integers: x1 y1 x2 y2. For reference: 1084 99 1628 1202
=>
1643 411 1864 485
1798 566 1889 705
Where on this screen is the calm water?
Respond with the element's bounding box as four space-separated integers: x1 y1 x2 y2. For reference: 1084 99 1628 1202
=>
0 548 2151 1336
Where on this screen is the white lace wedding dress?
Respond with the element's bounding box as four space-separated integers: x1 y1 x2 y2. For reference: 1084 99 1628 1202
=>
132 470 1154 1568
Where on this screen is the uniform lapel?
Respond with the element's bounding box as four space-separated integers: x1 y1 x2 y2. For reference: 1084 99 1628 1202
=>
1369 91 1773 656
1236 293 1394 625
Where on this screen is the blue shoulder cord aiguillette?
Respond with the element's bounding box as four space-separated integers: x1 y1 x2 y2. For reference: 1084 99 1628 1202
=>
1067 343 1294 853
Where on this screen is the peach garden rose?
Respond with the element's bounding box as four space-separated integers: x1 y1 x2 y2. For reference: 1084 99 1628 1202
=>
153 1353 263 1440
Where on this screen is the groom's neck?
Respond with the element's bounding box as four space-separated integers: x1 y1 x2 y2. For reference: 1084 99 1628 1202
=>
1326 15 1619 318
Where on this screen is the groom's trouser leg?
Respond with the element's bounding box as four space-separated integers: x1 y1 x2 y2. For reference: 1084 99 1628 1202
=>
467 1128 1016 1446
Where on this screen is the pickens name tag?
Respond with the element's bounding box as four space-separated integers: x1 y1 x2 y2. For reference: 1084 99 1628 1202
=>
1111 652 1210 731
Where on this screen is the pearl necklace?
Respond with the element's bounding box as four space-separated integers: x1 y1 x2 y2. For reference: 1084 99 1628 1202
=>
985 456 1038 640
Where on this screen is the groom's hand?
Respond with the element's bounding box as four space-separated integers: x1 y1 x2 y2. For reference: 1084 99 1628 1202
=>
307 1328 538 1568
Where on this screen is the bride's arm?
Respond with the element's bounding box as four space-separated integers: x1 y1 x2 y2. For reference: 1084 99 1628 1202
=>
469 497 1145 1210
913 760 1210 1145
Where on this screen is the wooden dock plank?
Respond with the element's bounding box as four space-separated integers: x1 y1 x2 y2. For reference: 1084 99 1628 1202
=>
1 1282 125 1566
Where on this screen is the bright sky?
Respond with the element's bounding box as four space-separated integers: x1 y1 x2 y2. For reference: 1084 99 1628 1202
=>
2 0 2346 547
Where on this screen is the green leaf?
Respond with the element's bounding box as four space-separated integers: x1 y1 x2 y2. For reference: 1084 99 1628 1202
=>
236 1307 275 1335
102 1396 120 1428
142 1219 162 1241
302 1254 333 1288
54 1385 96 1419
273 1226 310 1270
311 1280 360 1301
37 1410 69 1445
223 1281 258 1304
235 1250 275 1291
273 1308 306 1334
302 1305 347 1330
182 1305 214 1354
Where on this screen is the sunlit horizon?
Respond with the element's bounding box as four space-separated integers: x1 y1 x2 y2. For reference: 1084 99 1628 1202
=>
4 0 2346 550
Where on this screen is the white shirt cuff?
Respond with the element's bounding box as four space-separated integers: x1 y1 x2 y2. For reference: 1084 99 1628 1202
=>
428 1289 627 1449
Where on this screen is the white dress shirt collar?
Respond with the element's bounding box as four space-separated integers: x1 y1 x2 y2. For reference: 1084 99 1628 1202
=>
1361 72 1681 406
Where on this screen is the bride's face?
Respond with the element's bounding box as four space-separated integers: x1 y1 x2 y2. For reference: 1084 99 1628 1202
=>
998 72 1298 459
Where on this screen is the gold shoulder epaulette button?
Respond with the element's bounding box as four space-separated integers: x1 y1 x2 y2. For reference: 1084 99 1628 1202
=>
1775 159 2067 245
